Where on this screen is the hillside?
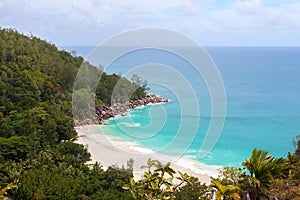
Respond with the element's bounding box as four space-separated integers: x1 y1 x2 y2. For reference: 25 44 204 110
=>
0 28 140 199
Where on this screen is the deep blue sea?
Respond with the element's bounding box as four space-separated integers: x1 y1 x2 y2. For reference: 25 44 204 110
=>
65 46 300 166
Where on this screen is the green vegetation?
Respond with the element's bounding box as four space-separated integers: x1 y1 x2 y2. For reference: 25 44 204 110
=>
126 140 299 200
208 143 300 200
123 158 191 199
0 27 146 199
0 27 299 199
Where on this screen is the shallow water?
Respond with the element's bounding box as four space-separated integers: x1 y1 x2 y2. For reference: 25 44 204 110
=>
72 46 300 166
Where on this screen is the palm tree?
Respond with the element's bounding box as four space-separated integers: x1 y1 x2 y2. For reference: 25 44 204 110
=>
242 148 287 198
211 179 241 200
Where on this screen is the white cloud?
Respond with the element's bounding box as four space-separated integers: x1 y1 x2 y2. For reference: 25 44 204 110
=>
0 0 299 46
232 0 261 15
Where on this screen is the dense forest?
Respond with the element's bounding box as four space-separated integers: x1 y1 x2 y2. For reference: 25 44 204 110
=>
0 27 143 199
0 28 299 199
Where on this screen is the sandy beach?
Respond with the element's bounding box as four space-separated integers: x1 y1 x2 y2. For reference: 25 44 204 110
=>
75 125 221 184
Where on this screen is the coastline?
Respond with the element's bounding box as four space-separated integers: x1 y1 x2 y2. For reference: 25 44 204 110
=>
75 93 168 126
75 124 221 184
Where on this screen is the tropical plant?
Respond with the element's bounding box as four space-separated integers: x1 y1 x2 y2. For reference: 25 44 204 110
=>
270 135 300 199
175 176 210 200
242 148 288 198
123 158 192 200
0 179 19 199
211 178 241 200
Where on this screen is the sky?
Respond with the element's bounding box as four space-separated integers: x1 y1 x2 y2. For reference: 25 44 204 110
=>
0 0 300 46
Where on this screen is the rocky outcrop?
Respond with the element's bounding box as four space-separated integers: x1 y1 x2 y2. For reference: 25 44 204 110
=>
75 93 168 126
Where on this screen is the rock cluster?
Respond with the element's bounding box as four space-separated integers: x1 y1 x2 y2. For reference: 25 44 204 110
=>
75 93 168 126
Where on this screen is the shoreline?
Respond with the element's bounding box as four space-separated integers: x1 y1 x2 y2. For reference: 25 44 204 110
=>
75 124 221 184
75 93 168 126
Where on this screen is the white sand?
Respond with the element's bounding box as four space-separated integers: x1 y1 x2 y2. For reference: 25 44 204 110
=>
75 125 221 184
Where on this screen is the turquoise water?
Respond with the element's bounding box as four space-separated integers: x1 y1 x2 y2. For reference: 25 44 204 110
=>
71 46 300 166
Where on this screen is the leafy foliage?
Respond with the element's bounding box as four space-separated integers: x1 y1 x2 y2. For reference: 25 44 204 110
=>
0 179 19 199
211 179 240 200
211 147 299 200
175 176 210 200
269 135 300 199
242 148 288 198
123 158 207 200
0 27 145 199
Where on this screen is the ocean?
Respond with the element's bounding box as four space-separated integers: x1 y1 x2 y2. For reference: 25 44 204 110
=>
66 46 300 167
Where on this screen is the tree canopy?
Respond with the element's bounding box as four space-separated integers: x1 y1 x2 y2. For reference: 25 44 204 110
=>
0 27 145 199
